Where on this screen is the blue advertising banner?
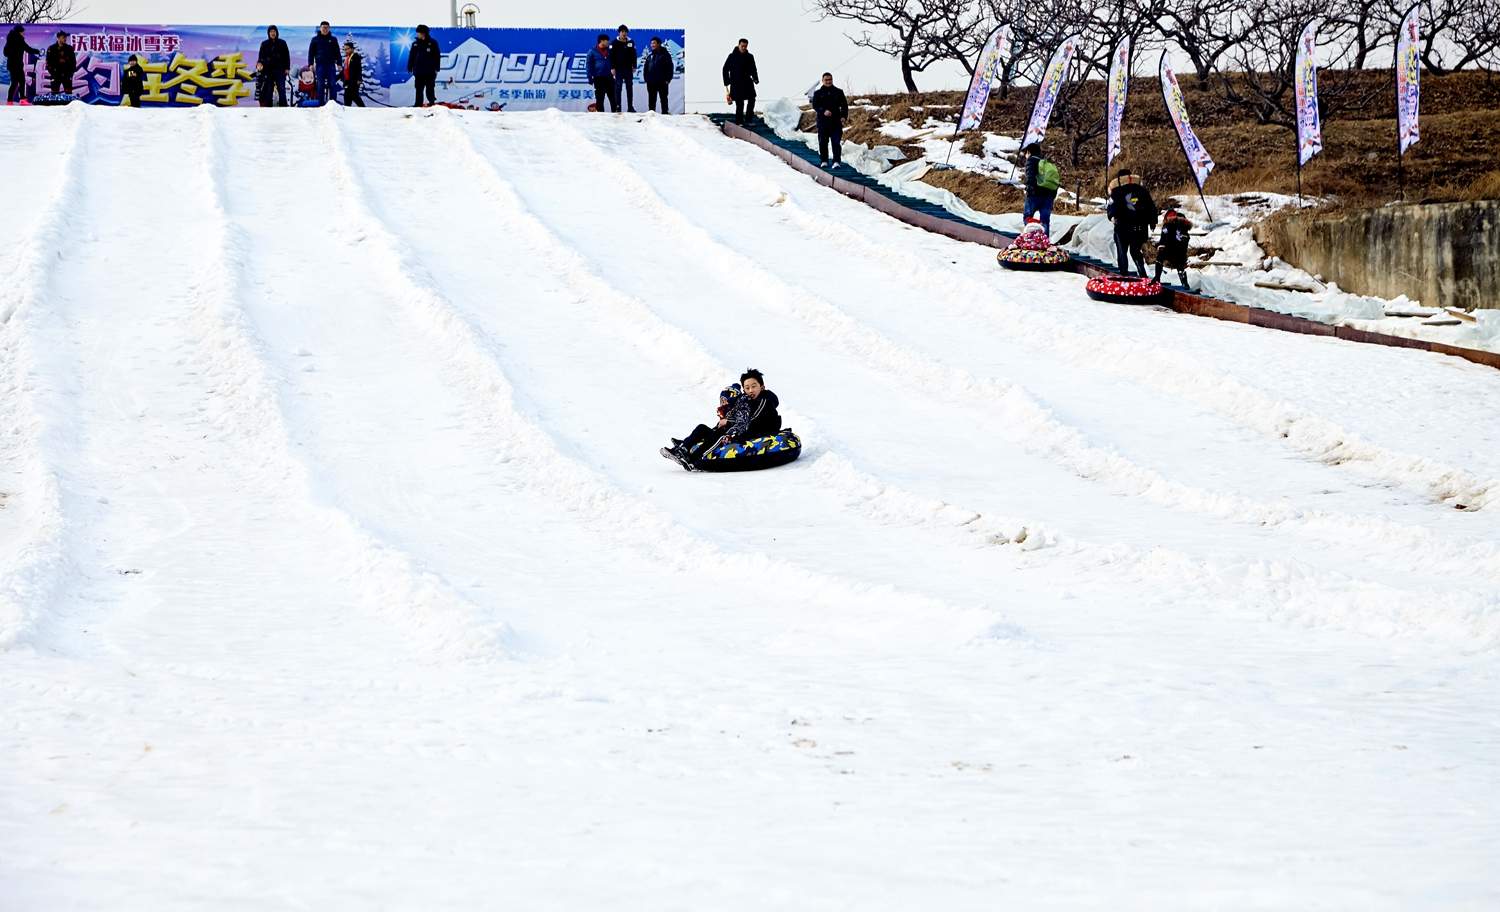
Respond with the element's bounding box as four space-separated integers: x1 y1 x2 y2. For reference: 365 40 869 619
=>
0 23 685 111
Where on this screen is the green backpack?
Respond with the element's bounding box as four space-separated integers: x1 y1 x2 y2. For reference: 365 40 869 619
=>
1036 158 1062 191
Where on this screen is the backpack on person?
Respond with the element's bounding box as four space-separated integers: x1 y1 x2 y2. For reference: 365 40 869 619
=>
1036 158 1062 191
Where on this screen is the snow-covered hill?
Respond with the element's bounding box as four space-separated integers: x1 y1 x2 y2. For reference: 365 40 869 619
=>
2 104 1498 910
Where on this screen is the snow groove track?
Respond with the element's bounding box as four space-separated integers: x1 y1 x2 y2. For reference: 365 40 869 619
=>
2 109 1499 911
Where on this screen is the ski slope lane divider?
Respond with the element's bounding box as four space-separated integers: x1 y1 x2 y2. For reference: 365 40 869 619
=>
193 108 516 665
0 106 89 652
316 108 1007 645
679 119 1499 513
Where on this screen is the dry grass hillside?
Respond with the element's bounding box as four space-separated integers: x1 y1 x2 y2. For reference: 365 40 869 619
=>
812 69 1500 213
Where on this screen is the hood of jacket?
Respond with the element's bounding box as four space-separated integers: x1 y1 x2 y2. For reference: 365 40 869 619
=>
1108 173 1143 192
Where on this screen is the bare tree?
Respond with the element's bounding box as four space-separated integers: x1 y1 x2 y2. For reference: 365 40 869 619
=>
1149 0 1261 80
1321 0 1399 69
0 0 77 22
812 0 987 92
1420 0 1500 73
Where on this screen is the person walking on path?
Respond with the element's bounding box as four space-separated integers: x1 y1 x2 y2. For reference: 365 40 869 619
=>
1153 206 1193 286
609 25 637 113
643 36 673 114
408 25 442 107
5 25 40 103
722 38 759 125
121 54 145 106
1107 168 1159 278
587 34 617 113
44 31 75 95
1022 143 1062 235
341 41 364 107
257 25 290 107
811 72 848 168
307 21 340 105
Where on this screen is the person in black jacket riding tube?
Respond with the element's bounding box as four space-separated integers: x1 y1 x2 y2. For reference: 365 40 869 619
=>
722 38 758 125
307 21 340 105
663 369 781 467
5 25 40 103
811 73 849 168
257 25 290 107
609 25 637 113
643 37 673 114
408 24 442 107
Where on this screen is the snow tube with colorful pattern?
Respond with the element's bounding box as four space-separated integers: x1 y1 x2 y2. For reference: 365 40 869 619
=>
695 429 803 473
1085 273 1166 304
997 226 1071 271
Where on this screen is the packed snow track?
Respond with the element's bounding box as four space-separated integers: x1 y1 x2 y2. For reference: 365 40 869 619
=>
2 105 1498 910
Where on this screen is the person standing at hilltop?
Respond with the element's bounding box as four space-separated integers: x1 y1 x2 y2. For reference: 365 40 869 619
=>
722 38 759 126
811 72 849 169
643 37 673 114
587 34 617 113
609 25 637 113
407 24 442 107
341 40 364 107
5 25 40 103
44 31 76 95
257 25 290 107
307 21 340 105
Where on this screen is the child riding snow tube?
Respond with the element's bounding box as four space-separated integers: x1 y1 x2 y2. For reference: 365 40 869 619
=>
1085 272 1166 304
693 429 803 472
997 217 1071 271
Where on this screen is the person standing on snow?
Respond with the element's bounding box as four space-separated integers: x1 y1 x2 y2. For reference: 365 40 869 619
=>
44 31 75 95
1106 168 1159 278
408 25 442 107
609 25 637 113
811 72 848 169
341 40 364 107
1022 143 1061 236
643 36 673 114
1153 206 1193 287
307 21 340 105
5 25 40 103
722 38 759 125
587 34 616 113
121 55 145 107
257 25 290 107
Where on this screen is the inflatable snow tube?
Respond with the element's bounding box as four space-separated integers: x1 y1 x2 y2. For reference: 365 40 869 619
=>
997 246 1072 270
695 429 803 473
30 93 75 106
1085 273 1166 304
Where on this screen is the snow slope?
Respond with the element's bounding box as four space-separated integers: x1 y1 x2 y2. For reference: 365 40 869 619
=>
2 105 1499 910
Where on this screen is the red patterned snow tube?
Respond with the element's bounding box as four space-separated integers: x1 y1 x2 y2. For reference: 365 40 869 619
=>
1085 273 1166 304
997 230 1071 271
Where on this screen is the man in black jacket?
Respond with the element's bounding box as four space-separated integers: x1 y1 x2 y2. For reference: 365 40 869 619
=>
307 21 340 105
121 54 145 106
643 37 673 114
722 38 758 125
740 369 781 439
44 32 75 95
1106 169 1159 278
810 73 848 168
408 24 442 107
608 25 637 113
5 25 40 103
257 25 290 107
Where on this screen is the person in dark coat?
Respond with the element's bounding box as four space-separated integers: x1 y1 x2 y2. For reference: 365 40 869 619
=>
44 31 75 95
643 37 673 114
586 34 616 113
608 25 637 113
5 25 40 103
257 25 290 107
341 40 364 107
810 73 848 168
662 370 781 467
1153 206 1193 286
1022 143 1061 235
408 24 441 107
1106 169 1159 278
121 54 145 106
722 38 758 125
739 369 781 439
307 21 340 105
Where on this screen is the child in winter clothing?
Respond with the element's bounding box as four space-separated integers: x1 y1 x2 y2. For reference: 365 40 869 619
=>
121 54 145 106
664 384 751 464
1153 207 1193 286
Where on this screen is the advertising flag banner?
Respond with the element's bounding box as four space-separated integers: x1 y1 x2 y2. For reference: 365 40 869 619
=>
1396 5 1421 153
1021 34 1079 148
958 24 1011 132
1295 19 1323 165
1159 53 1214 189
1105 38 1130 165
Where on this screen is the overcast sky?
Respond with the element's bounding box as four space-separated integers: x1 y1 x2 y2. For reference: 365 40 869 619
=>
66 0 970 102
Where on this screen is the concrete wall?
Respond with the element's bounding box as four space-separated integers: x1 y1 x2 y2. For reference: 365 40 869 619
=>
1254 200 1500 310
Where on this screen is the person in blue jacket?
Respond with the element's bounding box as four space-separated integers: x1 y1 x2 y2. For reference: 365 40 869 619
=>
587 34 617 113
307 21 340 105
